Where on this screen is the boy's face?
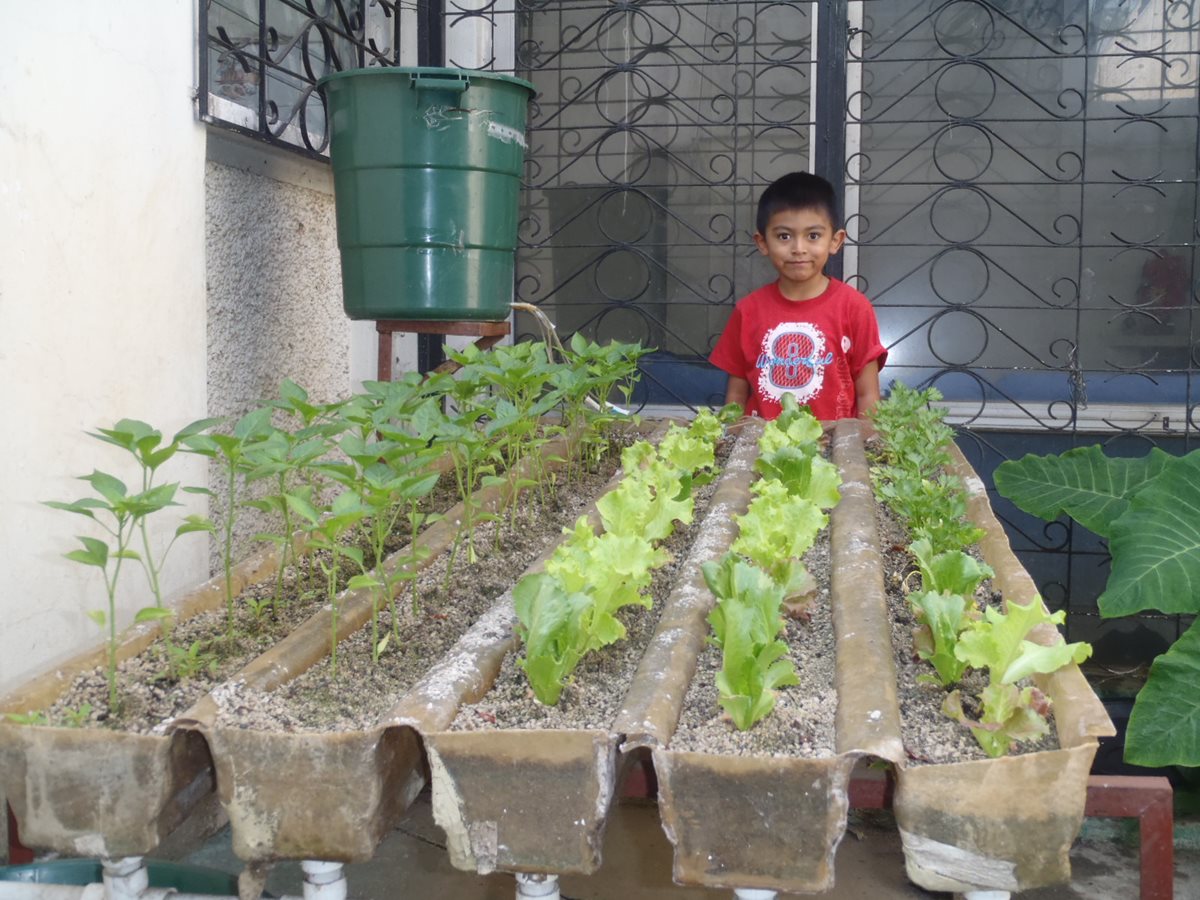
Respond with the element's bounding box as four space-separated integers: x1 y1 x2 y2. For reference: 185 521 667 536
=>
754 207 846 297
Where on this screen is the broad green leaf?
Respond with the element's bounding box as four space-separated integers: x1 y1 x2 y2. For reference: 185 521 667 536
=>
172 416 224 442
233 406 274 440
65 535 109 568
1100 452 1200 617
1124 618 1200 767
45 499 101 519
994 446 1176 539
87 610 107 627
83 470 128 505
284 493 322 525
347 574 382 591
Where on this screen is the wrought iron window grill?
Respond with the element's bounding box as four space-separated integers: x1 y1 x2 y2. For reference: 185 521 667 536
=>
199 0 415 158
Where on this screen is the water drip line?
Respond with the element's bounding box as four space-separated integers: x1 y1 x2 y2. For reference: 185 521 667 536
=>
509 303 631 416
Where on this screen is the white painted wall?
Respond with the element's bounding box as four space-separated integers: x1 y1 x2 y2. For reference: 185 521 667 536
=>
0 3 209 696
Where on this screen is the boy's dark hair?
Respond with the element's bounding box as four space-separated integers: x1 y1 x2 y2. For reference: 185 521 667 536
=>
756 172 840 234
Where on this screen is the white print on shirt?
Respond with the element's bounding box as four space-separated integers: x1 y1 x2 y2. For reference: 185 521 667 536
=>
755 321 834 406
842 335 852 353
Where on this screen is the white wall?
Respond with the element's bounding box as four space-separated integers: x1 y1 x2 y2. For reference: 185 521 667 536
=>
0 3 210 696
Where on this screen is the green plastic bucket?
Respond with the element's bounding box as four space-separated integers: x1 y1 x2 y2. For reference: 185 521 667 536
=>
319 67 535 321
0 859 243 894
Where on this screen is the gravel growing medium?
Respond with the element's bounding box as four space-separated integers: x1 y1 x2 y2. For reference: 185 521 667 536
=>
42 473 473 734
47 556 335 735
448 438 735 734
39 436 624 736
875 496 1059 765
212 454 629 733
668 526 837 758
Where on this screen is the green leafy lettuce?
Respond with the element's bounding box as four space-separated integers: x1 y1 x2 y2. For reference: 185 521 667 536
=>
703 553 799 731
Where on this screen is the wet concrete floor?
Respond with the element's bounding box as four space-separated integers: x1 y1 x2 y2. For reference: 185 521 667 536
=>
179 788 1199 899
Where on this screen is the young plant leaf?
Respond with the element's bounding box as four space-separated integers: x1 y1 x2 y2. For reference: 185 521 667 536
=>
954 598 1091 685
908 589 972 686
909 538 994 598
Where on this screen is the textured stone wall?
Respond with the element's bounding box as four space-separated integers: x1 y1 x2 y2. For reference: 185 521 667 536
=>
205 158 349 567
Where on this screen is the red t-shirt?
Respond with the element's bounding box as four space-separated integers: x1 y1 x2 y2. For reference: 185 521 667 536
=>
709 278 886 421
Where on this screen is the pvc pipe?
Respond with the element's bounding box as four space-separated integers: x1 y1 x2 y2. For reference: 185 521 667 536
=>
733 891 778 900
0 886 105 900
0 888 303 900
301 860 347 900
514 872 560 899
102 857 148 900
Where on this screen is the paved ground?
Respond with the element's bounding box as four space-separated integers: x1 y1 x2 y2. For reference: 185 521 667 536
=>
179 789 1200 899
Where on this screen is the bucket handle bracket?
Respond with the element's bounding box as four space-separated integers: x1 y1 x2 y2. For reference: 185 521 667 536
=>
409 72 471 93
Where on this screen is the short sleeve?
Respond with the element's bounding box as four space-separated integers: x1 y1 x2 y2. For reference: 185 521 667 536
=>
709 304 749 379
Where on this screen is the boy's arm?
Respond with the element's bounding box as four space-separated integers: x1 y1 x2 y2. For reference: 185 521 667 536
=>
724 375 750 414
854 360 881 418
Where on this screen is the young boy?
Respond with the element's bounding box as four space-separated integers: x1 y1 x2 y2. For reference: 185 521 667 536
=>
709 172 886 421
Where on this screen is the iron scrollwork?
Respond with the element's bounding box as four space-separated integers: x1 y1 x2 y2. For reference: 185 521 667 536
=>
201 0 406 156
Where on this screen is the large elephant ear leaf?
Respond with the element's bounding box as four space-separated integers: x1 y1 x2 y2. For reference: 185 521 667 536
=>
994 446 1175 538
1100 451 1200 617
1124 618 1200 767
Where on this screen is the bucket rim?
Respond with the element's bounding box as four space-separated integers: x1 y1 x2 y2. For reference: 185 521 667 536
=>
318 65 534 95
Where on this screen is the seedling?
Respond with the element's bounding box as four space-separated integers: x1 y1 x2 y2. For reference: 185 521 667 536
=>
944 598 1091 757
703 553 799 731
182 407 276 637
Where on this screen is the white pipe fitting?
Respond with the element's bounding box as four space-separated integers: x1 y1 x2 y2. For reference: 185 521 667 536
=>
300 860 347 900
102 857 149 900
733 890 778 900
514 872 560 899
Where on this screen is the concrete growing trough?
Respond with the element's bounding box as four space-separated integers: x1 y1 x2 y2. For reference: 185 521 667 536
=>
0 418 1113 899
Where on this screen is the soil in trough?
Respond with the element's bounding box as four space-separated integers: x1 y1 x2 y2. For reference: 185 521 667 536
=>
213 452 630 733
667 525 838 758
874 497 1059 764
448 437 736 734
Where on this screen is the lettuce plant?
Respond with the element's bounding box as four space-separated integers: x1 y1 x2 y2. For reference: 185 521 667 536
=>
515 409 721 704
513 573 592 706
995 445 1200 766
905 538 995 686
732 480 827 604
943 598 1092 757
702 553 799 731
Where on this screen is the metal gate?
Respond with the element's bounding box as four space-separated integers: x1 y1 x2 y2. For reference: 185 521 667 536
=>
502 0 1199 661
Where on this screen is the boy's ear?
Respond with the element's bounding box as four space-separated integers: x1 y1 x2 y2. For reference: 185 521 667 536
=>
753 231 769 256
830 228 847 254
